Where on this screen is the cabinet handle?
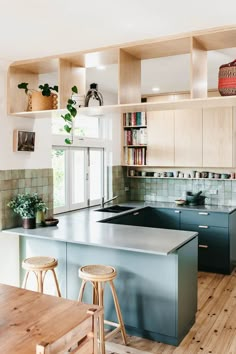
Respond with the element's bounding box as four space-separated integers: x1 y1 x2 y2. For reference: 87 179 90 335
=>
133 212 139 216
198 212 209 215
199 244 209 249
174 210 180 213
198 225 209 229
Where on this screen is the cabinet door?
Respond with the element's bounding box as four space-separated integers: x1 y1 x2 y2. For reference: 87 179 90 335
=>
174 109 202 166
181 223 229 274
203 107 234 167
101 208 151 227
147 110 174 166
149 208 180 229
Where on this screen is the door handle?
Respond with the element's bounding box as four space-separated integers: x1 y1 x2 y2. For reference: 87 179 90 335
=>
199 244 209 249
198 225 209 229
174 210 180 213
133 212 139 216
198 212 209 215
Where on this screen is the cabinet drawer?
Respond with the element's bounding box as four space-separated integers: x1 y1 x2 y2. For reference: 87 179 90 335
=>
181 223 229 273
181 210 228 228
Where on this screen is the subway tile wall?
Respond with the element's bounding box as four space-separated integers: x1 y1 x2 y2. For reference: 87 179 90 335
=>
0 169 53 230
112 166 236 206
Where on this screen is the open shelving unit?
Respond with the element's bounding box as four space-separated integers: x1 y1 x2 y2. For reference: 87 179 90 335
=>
7 25 236 119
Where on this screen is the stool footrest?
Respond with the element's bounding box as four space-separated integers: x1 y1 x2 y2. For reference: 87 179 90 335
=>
104 319 119 328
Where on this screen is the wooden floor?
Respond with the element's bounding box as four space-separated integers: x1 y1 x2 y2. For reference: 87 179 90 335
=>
106 269 236 354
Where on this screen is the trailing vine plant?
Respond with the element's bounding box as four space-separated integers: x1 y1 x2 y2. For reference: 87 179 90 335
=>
61 85 78 144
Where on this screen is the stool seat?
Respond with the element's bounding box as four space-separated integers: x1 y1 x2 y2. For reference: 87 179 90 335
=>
78 264 127 354
22 256 58 270
22 256 61 297
79 264 117 281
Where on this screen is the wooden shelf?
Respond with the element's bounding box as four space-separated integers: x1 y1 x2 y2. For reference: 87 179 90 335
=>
78 96 236 116
127 176 234 181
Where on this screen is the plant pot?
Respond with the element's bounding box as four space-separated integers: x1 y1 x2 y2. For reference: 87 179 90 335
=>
22 217 36 229
28 91 58 111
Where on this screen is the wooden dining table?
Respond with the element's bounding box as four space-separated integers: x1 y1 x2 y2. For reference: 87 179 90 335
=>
0 283 103 353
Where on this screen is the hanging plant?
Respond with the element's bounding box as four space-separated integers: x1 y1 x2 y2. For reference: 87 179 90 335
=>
61 86 78 144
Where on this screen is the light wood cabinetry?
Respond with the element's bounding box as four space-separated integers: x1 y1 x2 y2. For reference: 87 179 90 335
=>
146 96 175 166
203 107 236 167
174 109 203 166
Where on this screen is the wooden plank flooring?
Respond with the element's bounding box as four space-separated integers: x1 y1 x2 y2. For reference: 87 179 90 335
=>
106 269 236 354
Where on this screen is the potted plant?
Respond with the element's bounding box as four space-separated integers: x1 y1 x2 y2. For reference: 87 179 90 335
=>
7 193 48 229
18 82 58 111
61 85 78 144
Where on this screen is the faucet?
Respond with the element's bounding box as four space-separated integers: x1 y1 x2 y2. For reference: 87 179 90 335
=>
101 195 118 208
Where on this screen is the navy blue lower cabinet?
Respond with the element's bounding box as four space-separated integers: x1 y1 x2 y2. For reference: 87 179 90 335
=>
149 208 181 229
181 223 229 274
66 237 198 346
180 209 236 274
101 207 153 227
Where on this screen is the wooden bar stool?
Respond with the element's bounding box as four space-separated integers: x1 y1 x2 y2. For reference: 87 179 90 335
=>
78 264 127 354
22 256 61 297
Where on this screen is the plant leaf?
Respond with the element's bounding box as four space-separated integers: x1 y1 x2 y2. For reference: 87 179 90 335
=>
72 86 78 94
18 82 29 94
65 138 72 144
63 113 72 122
64 124 71 133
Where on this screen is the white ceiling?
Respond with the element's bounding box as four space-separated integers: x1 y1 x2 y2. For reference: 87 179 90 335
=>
1 0 236 95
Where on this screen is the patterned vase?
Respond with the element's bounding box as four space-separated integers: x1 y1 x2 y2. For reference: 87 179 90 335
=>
218 59 236 96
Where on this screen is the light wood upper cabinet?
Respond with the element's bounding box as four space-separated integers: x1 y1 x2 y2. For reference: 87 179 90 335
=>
174 109 203 167
147 110 175 166
203 107 235 167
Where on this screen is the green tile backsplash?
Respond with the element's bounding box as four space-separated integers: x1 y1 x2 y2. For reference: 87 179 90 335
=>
112 166 236 207
0 169 53 230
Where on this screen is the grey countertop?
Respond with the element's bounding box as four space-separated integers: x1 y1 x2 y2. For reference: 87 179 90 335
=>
3 202 199 256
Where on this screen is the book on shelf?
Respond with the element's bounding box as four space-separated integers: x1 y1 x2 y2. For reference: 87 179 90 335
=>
124 147 146 165
124 127 147 145
123 112 147 126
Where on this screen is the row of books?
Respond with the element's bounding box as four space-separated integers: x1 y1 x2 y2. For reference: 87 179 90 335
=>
124 128 147 145
124 147 146 165
123 112 147 126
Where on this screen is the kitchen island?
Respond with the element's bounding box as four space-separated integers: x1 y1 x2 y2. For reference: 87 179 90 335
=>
4 203 198 346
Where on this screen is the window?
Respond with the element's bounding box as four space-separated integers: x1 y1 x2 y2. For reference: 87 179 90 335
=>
52 115 101 139
52 147 104 213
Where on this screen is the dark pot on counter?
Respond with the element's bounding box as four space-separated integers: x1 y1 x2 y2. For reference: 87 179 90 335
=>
186 191 206 206
22 217 36 229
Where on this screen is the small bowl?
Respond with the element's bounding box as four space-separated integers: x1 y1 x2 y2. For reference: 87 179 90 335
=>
44 218 59 227
175 199 186 206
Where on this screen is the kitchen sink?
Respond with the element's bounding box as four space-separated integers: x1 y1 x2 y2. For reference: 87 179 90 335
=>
95 205 135 213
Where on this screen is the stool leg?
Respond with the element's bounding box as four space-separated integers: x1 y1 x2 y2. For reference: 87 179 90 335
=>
37 271 43 293
109 280 127 345
51 269 61 297
22 271 30 289
93 282 99 305
98 282 105 354
78 280 87 302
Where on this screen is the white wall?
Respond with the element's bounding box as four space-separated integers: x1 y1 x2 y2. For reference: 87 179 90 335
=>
0 62 52 170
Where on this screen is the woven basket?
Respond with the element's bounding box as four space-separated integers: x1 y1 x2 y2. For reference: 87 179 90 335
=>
28 92 58 111
218 59 236 96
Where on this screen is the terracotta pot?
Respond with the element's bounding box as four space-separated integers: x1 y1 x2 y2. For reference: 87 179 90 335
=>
28 92 58 111
22 217 36 229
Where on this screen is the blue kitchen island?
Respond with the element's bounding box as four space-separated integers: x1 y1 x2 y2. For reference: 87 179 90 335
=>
4 204 198 346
